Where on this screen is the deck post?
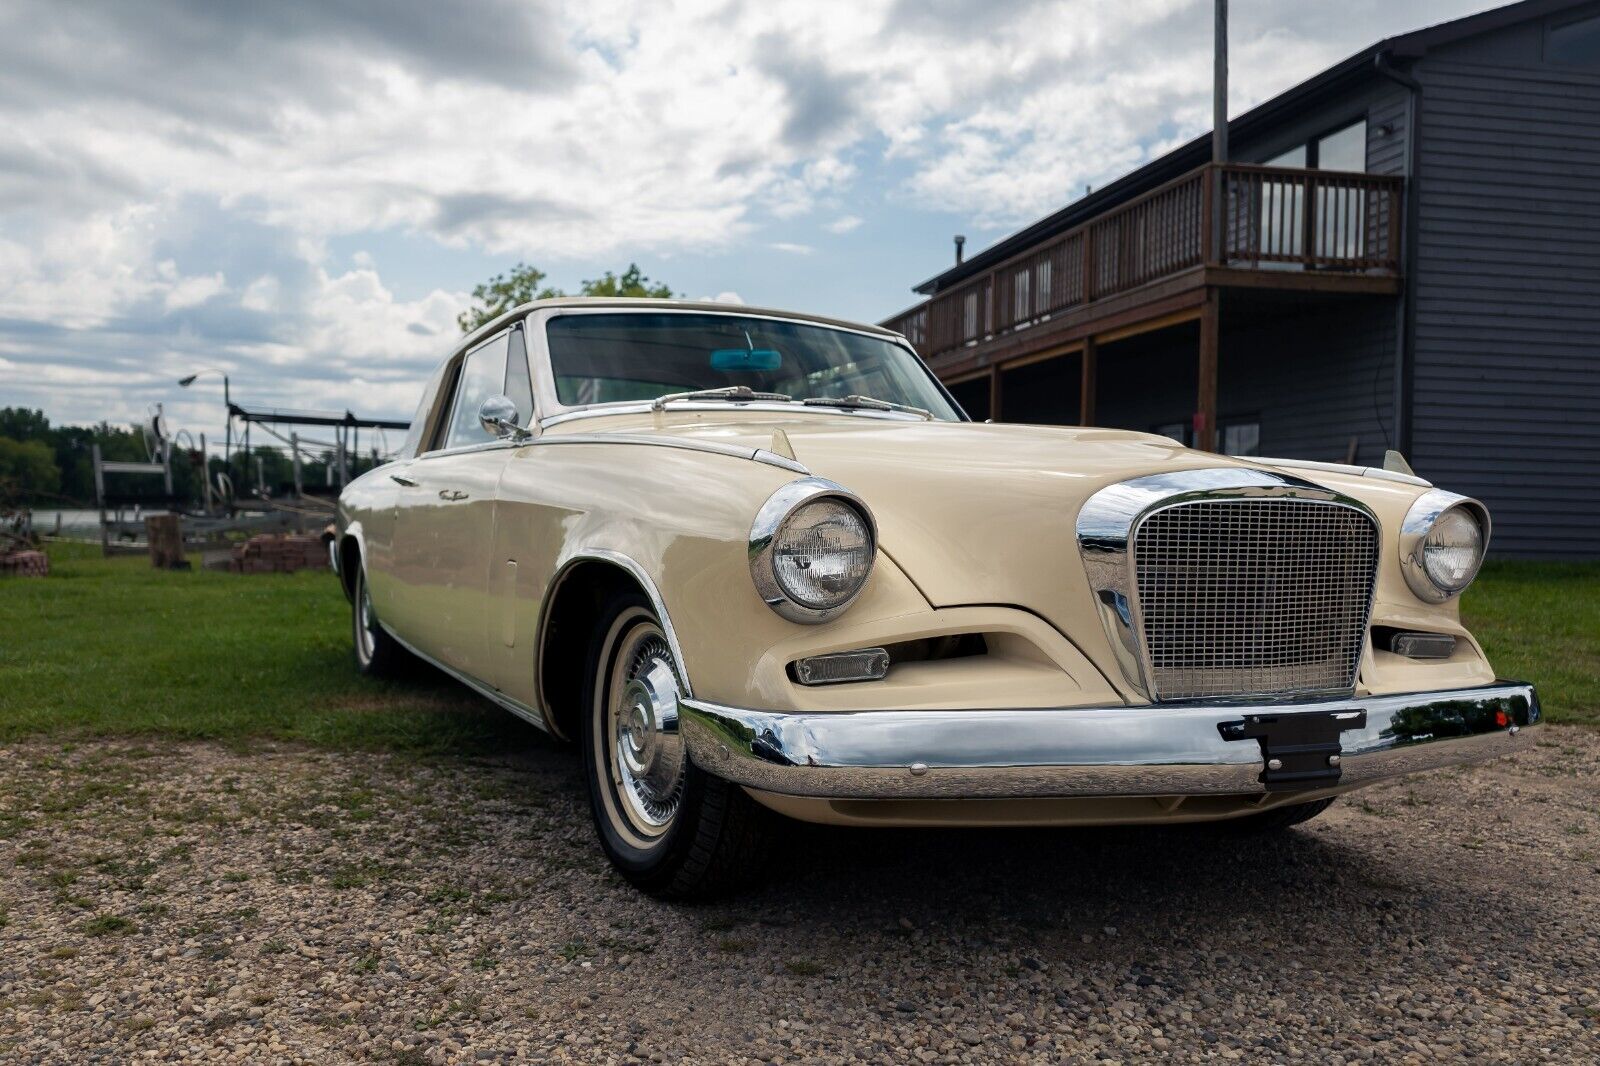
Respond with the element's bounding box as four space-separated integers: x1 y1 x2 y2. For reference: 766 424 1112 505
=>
988 364 1003 422
1080 338 1098 426
1196 290 1219 452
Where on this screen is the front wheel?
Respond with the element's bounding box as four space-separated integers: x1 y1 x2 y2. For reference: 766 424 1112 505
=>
581 592 771 899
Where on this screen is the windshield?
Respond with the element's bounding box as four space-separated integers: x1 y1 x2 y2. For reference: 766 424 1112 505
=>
544 312 963 421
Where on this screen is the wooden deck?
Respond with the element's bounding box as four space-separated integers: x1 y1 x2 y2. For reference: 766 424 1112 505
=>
882 163 1404 440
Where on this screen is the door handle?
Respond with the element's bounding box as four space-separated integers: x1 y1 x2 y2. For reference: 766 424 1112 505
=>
438 489 469 501
389 473 417 486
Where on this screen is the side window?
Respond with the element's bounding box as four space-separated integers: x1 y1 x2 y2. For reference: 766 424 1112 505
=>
398 360 449 459
504 327 535 427
440 332 511 450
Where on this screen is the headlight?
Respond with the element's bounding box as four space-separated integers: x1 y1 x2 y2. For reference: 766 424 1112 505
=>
750 478 876 623
1401 489 1489 602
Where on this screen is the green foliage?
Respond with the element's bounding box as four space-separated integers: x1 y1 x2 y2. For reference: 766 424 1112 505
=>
0 436 61 498
456 262 562 334
457 261 672 333
577 263 673 300
0 407 146 505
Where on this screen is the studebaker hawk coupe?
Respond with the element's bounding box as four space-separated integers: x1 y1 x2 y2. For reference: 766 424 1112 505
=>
335 298 1538 897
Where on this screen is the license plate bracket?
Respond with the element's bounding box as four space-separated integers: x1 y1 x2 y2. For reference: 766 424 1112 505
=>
1218 710 1367 791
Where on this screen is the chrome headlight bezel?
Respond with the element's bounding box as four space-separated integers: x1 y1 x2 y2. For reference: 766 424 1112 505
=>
1400 489 1490 603
749 478 877 624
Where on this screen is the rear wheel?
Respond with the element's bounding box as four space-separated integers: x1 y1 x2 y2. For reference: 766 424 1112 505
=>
352 563 407 678
581 591 771 899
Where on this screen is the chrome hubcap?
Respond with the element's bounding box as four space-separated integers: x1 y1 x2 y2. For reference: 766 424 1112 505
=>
610 632 685 831
357 578 375 661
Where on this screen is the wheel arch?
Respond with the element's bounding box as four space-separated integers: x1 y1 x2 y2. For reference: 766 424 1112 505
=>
536 550 691 743
336 524 366 602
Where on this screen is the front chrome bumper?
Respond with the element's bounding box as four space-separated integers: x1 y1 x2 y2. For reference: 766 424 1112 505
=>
678 681 1539 800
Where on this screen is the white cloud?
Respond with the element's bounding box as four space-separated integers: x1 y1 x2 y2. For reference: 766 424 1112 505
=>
700 291 745 304
163 271 228 311
0 0 1501 433
240 275 281 313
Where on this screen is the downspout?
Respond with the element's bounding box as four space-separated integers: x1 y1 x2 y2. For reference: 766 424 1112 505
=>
1374 50 1421 458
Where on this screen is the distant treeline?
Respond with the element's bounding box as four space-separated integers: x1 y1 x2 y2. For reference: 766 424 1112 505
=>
0 406 374 508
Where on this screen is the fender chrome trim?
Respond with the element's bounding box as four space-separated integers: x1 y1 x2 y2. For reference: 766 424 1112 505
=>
679 681 1538 800
536 549 695 700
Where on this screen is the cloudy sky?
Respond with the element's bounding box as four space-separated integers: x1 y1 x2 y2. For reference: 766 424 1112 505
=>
0 0 1498 444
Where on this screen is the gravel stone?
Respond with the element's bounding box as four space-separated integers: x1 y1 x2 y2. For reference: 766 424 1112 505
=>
0 728 1595 1063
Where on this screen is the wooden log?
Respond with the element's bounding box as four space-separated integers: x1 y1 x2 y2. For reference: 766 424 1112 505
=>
144 514 185 569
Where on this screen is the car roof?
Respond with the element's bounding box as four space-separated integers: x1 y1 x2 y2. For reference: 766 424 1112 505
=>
457 297 903 354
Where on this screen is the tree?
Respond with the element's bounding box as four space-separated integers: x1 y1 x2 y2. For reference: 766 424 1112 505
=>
0 436 62 501
458 262 673 333
579 263 673 300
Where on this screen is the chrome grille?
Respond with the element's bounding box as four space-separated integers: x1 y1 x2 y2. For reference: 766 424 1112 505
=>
1132 498 1378 701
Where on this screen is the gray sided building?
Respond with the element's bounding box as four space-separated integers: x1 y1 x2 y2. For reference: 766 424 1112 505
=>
883 0 1600 558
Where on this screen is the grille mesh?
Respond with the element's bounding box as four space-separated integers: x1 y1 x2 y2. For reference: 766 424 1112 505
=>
1132 499 1378 701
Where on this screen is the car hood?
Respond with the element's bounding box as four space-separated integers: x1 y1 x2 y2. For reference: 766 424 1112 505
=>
573 417 1278 675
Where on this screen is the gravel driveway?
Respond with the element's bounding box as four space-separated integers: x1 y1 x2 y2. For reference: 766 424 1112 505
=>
1 725 1595 1064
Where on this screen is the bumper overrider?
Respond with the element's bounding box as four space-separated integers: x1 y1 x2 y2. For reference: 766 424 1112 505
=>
678 681 1539 800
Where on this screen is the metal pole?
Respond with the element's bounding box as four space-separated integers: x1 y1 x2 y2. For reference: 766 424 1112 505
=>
92 443 109 557
200 433 212 513
223 376 232 513
1211 0 1229 266
291 433 303 497
1213 0 1228 164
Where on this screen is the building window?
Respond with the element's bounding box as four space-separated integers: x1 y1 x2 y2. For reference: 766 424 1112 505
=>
961 291 979 342
1548 12 1600 66
1315 122 1366 173
1153 420 1192 447
1221 419 1261 457
1255 120 1367 265
1013 268 1032 323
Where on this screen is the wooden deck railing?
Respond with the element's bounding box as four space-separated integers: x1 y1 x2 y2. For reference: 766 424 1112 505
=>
883 163 1403 361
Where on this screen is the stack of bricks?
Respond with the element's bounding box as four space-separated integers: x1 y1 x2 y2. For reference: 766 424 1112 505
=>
229 533 330 574
0 549 48 577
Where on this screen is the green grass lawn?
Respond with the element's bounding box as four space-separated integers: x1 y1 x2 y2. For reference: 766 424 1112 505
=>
1462 560 1600 728
0 542 530 752
1 543 1595 750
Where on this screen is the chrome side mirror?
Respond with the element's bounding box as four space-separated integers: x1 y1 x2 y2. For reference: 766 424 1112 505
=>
478 395 530 441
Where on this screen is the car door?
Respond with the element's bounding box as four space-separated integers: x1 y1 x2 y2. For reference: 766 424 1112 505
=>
390 329 516 674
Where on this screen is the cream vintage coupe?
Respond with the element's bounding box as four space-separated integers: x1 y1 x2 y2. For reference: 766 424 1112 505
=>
335 298 1538 897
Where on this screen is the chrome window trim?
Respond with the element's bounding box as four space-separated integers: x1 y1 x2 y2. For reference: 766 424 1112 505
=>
1400 488 1491 603
524 304 963 425
1075 467 1380 702
748 477 878 625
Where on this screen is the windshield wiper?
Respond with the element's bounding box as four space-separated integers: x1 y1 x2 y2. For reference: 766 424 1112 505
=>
799 394 933 420
650 385 794 412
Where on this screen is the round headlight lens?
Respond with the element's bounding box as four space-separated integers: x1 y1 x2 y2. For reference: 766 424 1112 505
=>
1422 506 1485 594
771 499 873 609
